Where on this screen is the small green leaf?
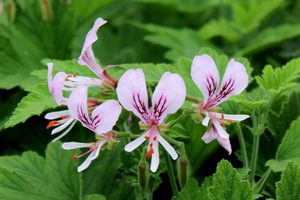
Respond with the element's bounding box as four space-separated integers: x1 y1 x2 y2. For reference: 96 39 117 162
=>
172 179 200 200
4 83 58 128
276 162 300 200
266 116 300 172
208 160 253 200
198 176 213 200
255 58 300 97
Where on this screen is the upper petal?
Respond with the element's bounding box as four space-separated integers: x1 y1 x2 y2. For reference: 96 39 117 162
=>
78 18 107 80
191 54 220 106
68 85 93 131
151 72 186 124
91 99 122 135
47 63 68 105
212 58 249 106
116 69 150 124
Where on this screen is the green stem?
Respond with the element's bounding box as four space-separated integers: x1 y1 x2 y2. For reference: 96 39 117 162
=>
253 168 272 194
163 149 179 197
235 124 248 170
250 135 260 186
185 95 202 103
134 186 143 200
169 108 194 128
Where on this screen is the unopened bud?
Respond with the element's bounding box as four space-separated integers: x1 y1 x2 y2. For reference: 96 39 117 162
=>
40 0 52 22
6 0 16 24
138 147 149 192
177 156 188 189
194 113 204 123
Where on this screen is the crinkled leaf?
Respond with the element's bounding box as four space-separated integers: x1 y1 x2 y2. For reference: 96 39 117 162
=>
198 176 213 200
208 160 253 200
82 194 106 200
0 142 81 200
276 162 300 200
4 83 58 128
172 179 200 200
266 116 300 172
255 58 300 97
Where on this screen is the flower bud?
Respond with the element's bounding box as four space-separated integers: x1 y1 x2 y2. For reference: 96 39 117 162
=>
177 156 188 189
6 0 16 24
138 147 149 192
39 0 52 22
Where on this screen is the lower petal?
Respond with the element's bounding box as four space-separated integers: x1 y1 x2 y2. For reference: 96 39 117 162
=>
216 137 232 155
150 141 160 172
124 131 149 152
157 134 178 160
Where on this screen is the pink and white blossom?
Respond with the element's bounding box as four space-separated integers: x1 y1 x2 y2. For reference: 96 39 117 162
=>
78 18 118 88
117 69 186 172
62 132 113 172
47 63 103 105
191 54 249 154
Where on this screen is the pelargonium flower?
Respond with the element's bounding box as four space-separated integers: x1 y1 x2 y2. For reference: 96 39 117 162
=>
116 69 186 172
62 85 122 171
78 17 118 88
62 132 114 172
191 54 250 154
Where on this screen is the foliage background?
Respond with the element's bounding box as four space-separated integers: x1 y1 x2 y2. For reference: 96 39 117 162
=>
0 0 300 199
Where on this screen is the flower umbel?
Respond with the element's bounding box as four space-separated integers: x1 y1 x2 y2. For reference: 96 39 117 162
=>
191 54 250 154
117 69 186 172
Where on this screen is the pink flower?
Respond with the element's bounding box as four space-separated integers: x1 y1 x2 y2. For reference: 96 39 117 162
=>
62 132 113 172
116 69 186 172
78 18 118 88
191 54 250 154
47 63 103 105
61 85 122 171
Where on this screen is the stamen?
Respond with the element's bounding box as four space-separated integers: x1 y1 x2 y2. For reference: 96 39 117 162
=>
146 148 154 159
221 122 226 127
72 154 78 160
227 120 233 123
221 113 224 119
149 143 153 147
145 136 149 140
61 116 66 119
153 136 157 141
46 121 60 129
65 75 73 81
73 73 77 77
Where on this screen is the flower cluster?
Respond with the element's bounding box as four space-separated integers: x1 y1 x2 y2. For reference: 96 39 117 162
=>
46 17 249 173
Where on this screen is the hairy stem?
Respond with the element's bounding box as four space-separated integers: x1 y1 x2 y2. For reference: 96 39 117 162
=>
235 123 248 170
253 168 272 194
250 135 260 186
163 150 179 197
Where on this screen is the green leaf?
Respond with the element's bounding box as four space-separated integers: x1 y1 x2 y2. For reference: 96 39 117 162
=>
0 142 81 200
198 18 241 42
255 58 300 97
4 83 58 128
172 179 200 200
198 176 213 200
266 116 300 172
237 24 300 56
135 23 221 62
82 194 106 200
276 162 300 200
208 160 253 200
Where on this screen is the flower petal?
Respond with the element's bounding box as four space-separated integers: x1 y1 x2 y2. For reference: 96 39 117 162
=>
151 72 186 124
150 140 160 172
191 54 220 106
90 140 106 160
202 128 218 143
91 99 122 135
202 114 210 126
157 134 178 160
212 120 229 139
45 110 70 119
68 85 93 131
212 112 250 121
216 137 232 155
47 63 68 105
212 58 249 106
78 18 107 80
52 120 77 142
116 69 150 124
77 151 95 172
61 142 92 150
124 131 149 152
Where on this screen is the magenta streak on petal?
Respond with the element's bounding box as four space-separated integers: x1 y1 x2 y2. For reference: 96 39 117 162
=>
91 115 102 129
77 105 95 132
153 95 167 123
132 92 150 123
206 76 218 99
